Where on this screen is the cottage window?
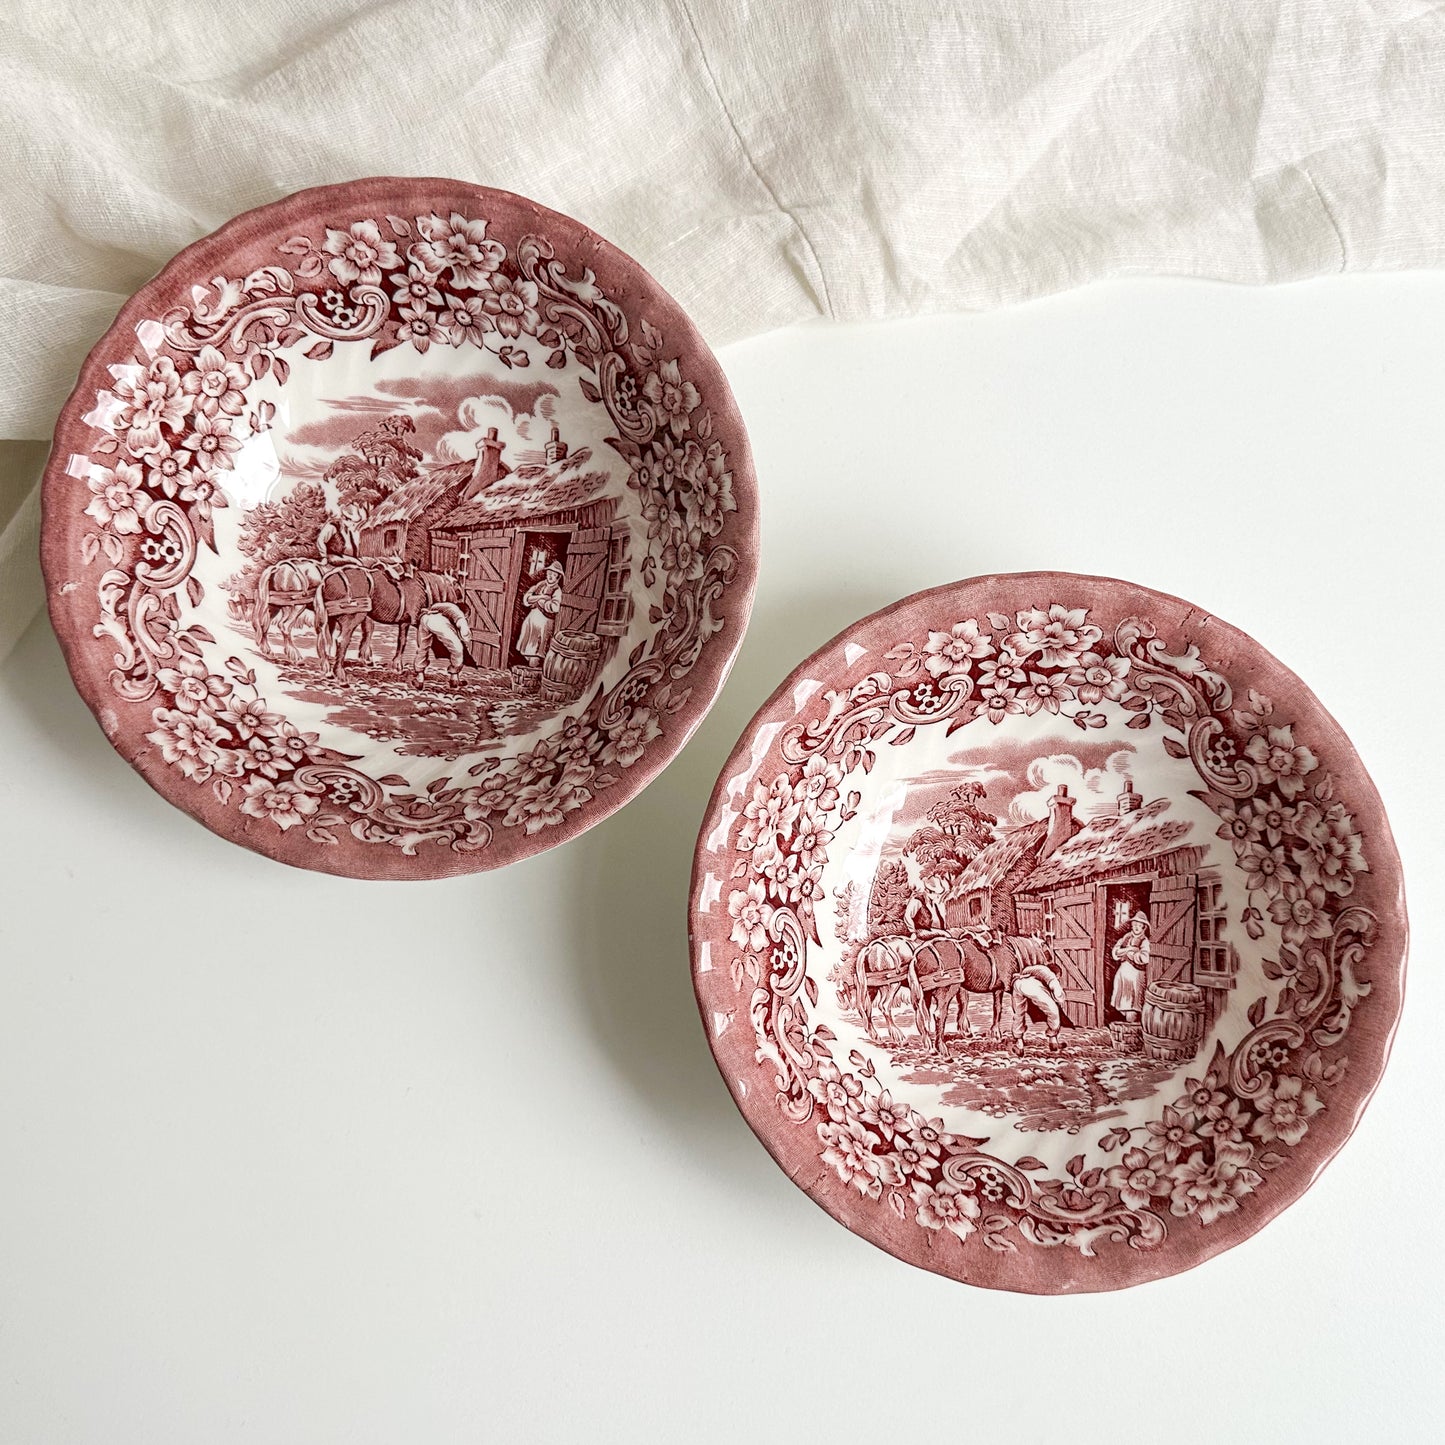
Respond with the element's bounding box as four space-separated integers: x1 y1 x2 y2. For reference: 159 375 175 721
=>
1194 875 1234 984
597 529 633 634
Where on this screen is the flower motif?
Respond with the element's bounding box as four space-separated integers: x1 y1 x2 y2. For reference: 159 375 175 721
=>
321 219 401 286
181 411 242 473
181 345 248 417
789 816 835 871
977 648 1028 691
437 294 491 347
398 299 446 353
504 773 592 833
390 261 444 312
1006 604 1102 669
1289 800 1367 896
661 519 705 581
600 706 662 768
1244 724 1318 799
642 358 701 438
1105 1147 1170 1210
476 272 538 338
1239 840 1289 898
896 1112 949 1163
240 776 321 830
111 356 191 455
1068 650 1128 703
1143 1104 1202 1164
858 1088 910 1141
693 441 736 535
142 443 199 499
922 619 994 679
242 732 295 779
85 461 145 535
1251 1074 1323 1146
176 470 225 521
140 535 183 567
1168 1143 1262 1225
818 1117 903 1200
737 775 801 865
218 695 283 740
1196 1097 1251 1147
1268 881 1333 944
147 706 231 782
978 684 1023 725
1182 1072 1229 1119
807 1060 864 1123
797 755 842 812
912 1178 982 1240
1021 671 1074 715
156 654 229 714
727 878 771 953
410 212 505 288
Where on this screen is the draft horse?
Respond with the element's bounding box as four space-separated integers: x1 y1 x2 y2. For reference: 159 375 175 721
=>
315 564 461 681
254 558 323 663
906 931 1062 1055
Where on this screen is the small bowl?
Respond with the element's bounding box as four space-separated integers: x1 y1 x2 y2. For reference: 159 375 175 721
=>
42 179 758 878
691 573 1405 1292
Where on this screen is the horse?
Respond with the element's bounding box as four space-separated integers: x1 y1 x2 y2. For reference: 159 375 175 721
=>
905 931 1063 1055
315 565 460 680
853 938 916 1045
254 558 323 663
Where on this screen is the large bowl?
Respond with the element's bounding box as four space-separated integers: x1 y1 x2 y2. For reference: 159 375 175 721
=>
42 179 758 878
691 573 1405 1291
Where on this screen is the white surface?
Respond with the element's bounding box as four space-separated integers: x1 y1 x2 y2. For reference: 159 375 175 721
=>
2 279 1442 1443
9 1 1445 658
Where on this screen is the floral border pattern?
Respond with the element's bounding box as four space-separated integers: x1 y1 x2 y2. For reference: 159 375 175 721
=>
69 206 741 858
712 604 1376 1258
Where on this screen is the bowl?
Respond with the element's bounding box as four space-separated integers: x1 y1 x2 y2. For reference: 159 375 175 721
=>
691 573 1405 1291
41 179 758 878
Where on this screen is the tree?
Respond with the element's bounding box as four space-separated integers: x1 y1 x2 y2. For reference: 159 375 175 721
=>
904 780 999 893
325 415 422 512
237 481 329 567
867 859 913 937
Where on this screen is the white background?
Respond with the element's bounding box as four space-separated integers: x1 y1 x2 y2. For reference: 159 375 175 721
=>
2 277 1442 1443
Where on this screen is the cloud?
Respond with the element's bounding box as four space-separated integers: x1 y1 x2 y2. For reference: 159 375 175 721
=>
1008 749 1137 823
437 390 561 463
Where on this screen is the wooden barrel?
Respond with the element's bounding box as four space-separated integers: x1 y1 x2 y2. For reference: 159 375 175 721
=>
1141 982 1206 1063
539 630 603 703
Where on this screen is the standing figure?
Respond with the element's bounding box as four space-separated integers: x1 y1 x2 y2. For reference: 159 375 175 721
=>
516 560 564 668
1110 911 1151 1022
317 500 365 566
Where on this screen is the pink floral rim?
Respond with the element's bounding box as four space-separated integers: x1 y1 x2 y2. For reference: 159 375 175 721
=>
690 574 1406 1292
41 180 758 878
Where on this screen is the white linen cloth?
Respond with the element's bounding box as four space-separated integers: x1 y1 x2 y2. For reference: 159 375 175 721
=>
4 0 1444 662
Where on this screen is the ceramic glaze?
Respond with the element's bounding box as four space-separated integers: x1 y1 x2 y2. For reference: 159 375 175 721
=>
42 179 758 877
691 573 1406 1291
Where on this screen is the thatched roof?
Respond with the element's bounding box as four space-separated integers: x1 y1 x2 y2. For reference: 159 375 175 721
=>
366 459 477 527
1017 797 1195 892
434 462 613 530
949 819 1047 897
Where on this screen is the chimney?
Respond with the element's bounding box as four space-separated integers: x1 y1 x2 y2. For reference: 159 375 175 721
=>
1117 774 1142 817
544 423 567 466
467 427 504 498
1042 784 1078 857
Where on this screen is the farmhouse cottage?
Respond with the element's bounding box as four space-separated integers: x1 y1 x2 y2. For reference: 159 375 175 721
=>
944 777 1236 1029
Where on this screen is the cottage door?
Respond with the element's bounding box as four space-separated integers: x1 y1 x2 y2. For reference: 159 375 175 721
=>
1147 882 1198 986
459 536 513 668
1047 889 1104 1027
556 528 608 634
